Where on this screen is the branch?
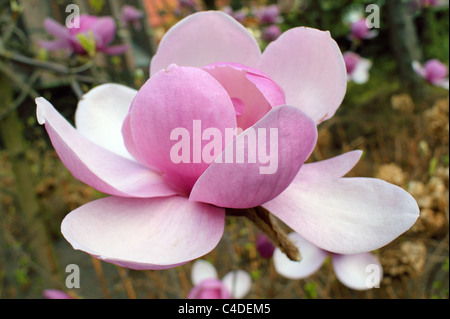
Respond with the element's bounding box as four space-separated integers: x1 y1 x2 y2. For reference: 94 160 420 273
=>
226 206 301 262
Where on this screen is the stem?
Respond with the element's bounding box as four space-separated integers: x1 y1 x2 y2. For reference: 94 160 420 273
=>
226 207 301 262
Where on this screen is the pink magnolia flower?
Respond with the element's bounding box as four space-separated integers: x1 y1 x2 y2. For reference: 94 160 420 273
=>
43 289 73 299
274 233 383 291
254 4 282 24
261 24 282 42
121 5 144 30
412 59 449 89
188 260 251 299
36 11 418 270
349 18 378 41
40 14 128 56
222 6 248 23
256 233 275 259
343 51 372 84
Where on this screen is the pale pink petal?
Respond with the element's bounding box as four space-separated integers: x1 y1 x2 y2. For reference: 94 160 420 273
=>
222 270 252 298
101 44 129 55
264 176 419 254
332 253 383 290
412 61 426 78
188 278 231 299
273 232 328 279
299 150 363 180
39 39 71 51
202 62 285 130
129 65 237 195
36 97 176 198
44 18 70 40
191 260 219 285
150 11 261 75
90 17 116 47
189 105 318 208
61 196 225 270
351 58 372 84
43 289 73 299
257 27 347 124
75 84 137 160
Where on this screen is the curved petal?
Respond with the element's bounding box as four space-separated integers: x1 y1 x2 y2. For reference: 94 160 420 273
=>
75 84 137 160
61 196 226 270
44 18 70 40
101 44 129 55
264 176 419 254
191 260 219 285
222 270 252 299
257 27 347 124
273 232 328 279
332 253 383 290
150 11 261 75
36 97 176 198
202 62 286 130
129 65 237 195
90 17 116 47
189 105 317 208
188 278 231 299
298 150 363 180
351 59 372 84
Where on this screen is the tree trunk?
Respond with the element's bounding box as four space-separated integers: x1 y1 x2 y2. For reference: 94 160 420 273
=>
385 0 424 96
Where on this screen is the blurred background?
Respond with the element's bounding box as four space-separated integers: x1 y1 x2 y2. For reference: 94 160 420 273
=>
0 0 448 299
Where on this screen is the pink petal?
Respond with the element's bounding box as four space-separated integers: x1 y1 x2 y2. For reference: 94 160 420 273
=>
101 44 129 55
189 105 318 209
257 27 347 124
90 17 116 48
273 232 328 279
39 39 71 51
128 64 237 195
61 196 225 270
332 253 383 290
36 97 176 198
75 84 137 160
188 278 231 299
264 175 419 254
202 62 285 130
150 11 261 75
44 18 70 40
299 150 363 179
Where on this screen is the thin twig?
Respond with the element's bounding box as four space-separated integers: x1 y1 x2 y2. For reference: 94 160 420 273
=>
226 207 301 262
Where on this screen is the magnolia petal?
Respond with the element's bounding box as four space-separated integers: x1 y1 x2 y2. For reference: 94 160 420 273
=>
75 84 137 160
202 62 285 130
36 97 176 198
190 105 318 208
150 11 261 75
191 260 219 286
257 27 347 124
39 39 71 51
332 253 383 290
90 16 116 47
222 270 252 299
412 61 426 78
61 196 225 270
264 177 419 254
102 44 129 55
44 18 70 40
273 232 328 279
129 65 237 195
351 59 372 84
298 150 363 180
